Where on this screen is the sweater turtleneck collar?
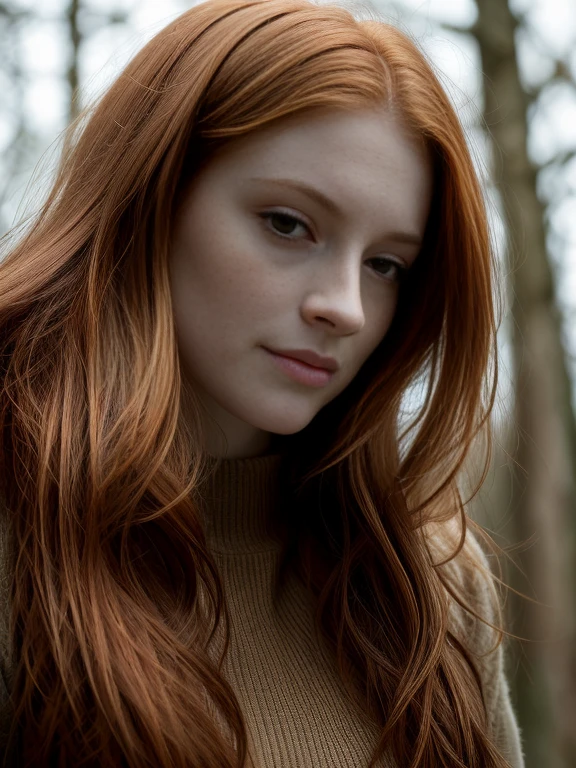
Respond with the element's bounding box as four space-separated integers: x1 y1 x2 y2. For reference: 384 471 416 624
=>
197 453 286 555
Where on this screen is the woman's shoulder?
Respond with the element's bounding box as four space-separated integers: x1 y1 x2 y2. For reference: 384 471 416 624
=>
425 516 525 767
425 515 500 638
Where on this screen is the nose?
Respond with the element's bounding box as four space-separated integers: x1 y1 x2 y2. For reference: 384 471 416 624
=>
300 256 366 334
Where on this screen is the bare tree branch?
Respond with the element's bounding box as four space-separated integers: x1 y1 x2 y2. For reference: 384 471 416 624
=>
65 0 81 123
542 149 576 171
436 21 473 36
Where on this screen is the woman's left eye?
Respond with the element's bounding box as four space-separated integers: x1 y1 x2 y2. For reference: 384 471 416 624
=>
368 258 408 283
259 211 311 239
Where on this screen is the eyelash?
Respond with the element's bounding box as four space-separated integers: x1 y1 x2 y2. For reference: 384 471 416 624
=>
258 210 409 283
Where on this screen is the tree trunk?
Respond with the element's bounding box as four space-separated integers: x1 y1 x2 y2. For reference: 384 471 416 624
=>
472 1 576 766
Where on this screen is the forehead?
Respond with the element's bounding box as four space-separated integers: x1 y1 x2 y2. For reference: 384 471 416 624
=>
198 106 433 233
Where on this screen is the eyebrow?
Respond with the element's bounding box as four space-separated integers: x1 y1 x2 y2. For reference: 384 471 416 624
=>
248 176 424 247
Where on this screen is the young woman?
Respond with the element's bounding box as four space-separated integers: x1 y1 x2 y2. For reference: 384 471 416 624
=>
0 0 524 765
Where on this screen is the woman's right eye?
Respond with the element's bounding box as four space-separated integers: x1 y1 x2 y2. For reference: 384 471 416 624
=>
259 211 311 240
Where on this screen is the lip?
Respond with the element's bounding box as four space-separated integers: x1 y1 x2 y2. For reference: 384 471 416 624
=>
264 347 339 372
263 348 335 388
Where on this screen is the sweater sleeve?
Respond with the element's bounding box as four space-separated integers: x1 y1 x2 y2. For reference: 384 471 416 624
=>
444 526 525 768
488 643 525 768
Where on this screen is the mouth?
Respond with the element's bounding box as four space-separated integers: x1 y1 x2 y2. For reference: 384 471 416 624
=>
262 347 336 388
263 347 339 372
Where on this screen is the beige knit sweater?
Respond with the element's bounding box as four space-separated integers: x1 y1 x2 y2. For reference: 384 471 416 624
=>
0 453 525 767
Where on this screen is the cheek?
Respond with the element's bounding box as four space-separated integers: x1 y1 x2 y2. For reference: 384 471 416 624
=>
368 290 399 346
174 206 271 309
380 295 399 338
350 294 399 373
168 227 280 372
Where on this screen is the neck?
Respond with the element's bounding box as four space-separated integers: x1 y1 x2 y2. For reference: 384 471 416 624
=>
196 453 286 554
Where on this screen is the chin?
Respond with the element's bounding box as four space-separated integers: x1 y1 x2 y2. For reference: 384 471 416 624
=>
249 409 318 437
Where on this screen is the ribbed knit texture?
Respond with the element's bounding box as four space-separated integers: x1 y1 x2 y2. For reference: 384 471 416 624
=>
197 453 386 767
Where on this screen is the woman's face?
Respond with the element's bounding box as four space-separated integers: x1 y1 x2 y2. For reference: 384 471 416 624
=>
169 106 433 458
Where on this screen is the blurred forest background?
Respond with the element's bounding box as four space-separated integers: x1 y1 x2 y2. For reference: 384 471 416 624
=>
0 0 575 765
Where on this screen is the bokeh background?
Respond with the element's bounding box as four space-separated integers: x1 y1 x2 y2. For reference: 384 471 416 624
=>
1 0 575 765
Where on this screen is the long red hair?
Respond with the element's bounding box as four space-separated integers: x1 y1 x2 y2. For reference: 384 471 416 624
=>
0 0 506 765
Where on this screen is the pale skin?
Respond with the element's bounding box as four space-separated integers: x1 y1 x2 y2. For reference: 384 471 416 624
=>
168 106 433 459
